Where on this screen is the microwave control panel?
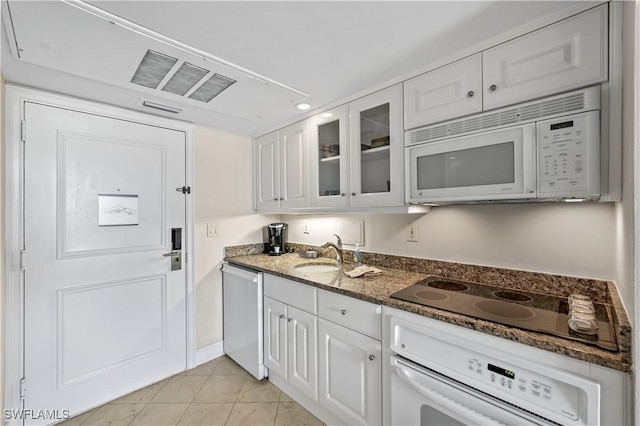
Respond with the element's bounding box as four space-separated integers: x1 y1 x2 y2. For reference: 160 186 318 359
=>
537 111 600 198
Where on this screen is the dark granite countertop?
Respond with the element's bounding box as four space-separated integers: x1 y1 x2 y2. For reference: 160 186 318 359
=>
225 245 632 373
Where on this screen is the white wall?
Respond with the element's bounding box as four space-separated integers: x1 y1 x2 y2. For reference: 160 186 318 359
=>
194 126 279 350
284 202 617 281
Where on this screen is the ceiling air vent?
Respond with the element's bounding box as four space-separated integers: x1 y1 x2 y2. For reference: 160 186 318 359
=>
189 74 236 103
162 62 209 96
131 49 236 103
131 50 178 89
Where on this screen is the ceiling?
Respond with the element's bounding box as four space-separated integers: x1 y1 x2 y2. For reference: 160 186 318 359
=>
1 0 586 137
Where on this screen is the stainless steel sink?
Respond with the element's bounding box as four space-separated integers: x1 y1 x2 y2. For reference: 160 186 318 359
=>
294 263 340 273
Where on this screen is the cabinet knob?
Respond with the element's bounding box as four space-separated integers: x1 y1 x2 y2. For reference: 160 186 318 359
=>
341 193 346 197
467 90 475 97
489 84 497 92
341 309 347 315
273 198 278 201
280 197 284 201
288 318 293 323
279 314 285 319
351 192 356 196
369 355 375 361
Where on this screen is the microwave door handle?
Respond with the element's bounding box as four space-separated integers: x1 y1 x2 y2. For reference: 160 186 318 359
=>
395 361 506 426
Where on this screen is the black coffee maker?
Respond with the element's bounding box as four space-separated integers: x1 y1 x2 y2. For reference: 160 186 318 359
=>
268 223 288 256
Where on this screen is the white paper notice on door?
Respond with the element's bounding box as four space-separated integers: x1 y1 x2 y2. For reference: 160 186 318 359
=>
98 194 139 226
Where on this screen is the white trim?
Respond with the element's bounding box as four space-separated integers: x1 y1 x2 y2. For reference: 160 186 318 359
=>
195 341 225 366
3 84 197 414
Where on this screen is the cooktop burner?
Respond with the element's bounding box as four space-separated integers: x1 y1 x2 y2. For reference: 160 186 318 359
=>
390 276 617 351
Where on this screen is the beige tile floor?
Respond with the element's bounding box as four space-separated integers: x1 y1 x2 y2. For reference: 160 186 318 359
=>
59 356 324 426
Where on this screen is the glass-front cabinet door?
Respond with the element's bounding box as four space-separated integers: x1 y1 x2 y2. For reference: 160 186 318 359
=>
310 105 349 208
349 84 404 207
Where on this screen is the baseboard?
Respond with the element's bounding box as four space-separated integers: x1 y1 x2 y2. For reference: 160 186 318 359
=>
195 340 225 366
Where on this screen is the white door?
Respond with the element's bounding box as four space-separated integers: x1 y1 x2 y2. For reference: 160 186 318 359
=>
279 120 309 209
254 131 280 210
263 296 287 378
309 105 349 208
287 306 318 402
23 102 188 420
318 319 381 425
482 4 607 110
403 54 482 129
349 84 405 208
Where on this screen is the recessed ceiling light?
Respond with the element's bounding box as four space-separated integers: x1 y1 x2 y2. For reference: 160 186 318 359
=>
296 103 311 110
321 112 333 118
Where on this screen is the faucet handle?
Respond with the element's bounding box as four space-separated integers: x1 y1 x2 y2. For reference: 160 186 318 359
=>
333 234 342 248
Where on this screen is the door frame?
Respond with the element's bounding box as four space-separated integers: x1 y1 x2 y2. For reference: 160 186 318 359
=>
3 84 196 417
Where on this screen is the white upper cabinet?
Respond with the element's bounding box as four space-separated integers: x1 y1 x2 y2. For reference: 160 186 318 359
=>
349 84 405 208
482 5 608 110
309 105 350 208
279 120 310 209
404 54 483 130
254 120 309 211
403 5 608 130
254 131 280 210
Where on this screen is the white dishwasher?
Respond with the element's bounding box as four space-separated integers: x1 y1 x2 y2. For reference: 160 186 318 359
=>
222 263 266 380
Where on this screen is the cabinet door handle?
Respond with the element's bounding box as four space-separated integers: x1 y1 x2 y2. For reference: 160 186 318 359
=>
279 314 285 319
489 84 497 92
369 355 375 361
341 309 347 315
273 198 278 201
467 90 475 97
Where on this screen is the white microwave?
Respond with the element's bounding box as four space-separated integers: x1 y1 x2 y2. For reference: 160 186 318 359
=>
406 111 600 204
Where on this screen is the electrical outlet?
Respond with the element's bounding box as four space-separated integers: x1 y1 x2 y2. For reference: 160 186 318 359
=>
303 223 310 234
406 223 419 242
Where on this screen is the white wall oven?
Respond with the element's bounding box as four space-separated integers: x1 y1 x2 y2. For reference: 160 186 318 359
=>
387 311 602 426
405 86 601 204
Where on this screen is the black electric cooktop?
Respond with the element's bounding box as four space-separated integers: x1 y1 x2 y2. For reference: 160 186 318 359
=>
390 276 617 351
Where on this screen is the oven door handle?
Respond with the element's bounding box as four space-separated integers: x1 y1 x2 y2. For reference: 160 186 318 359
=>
395 359 506 426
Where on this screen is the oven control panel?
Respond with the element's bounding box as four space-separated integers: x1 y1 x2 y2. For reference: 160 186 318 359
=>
466 355 580 420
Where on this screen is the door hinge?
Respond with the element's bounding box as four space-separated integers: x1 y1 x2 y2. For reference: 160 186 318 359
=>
20 250 26 270
19 377 26 399
176 186 191 194
21 120 26 142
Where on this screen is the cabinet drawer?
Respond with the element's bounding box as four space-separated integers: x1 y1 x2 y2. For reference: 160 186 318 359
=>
264 274 317 314
318 289 381 339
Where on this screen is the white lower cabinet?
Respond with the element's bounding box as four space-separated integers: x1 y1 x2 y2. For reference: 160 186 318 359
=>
264 296 318 402
318 319 382 425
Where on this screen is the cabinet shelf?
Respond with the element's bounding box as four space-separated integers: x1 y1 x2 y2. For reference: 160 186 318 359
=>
361 145 390 162
320 154 341 163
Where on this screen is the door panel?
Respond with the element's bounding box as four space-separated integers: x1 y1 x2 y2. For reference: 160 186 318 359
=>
288 306 318 402
318 319 381 425
482 5 607 110
264 297 287 378
58 131 166 257
24 102 187 421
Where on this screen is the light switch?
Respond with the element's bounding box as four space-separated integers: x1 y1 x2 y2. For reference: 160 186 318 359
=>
207 223 220 237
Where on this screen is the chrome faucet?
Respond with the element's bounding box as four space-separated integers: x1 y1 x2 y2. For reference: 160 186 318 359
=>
320 234 343 263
